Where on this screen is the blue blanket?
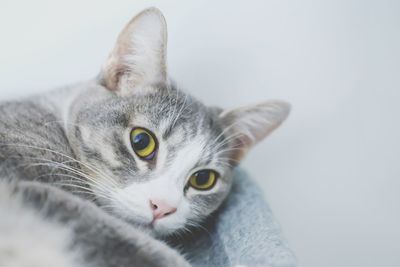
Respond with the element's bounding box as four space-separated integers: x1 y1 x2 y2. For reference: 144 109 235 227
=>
168 169 298 267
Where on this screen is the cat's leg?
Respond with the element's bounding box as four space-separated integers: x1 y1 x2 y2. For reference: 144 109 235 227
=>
5 181 191 267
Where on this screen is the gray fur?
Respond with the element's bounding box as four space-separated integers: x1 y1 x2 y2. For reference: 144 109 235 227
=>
0 7 290 267
0 181 190 267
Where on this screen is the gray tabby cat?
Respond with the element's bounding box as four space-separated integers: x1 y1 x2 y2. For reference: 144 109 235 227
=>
0 8 290 267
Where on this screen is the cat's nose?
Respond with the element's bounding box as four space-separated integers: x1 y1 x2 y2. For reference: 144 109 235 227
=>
150 199 177 220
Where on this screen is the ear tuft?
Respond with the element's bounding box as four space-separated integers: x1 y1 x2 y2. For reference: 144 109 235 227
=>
219 100 291 162
101 7 168 93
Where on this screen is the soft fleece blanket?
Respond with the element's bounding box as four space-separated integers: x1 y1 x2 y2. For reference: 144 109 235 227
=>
168 169 298 267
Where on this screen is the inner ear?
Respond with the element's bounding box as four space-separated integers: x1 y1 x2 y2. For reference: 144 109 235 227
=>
219 100 291 162
101 7 168 94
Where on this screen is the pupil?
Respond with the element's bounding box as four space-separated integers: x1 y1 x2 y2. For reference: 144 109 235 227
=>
196 171 210 185
133 133 150 150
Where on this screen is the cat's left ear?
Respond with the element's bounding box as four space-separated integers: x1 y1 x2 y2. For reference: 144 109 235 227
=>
219 100 291 162
101 8 168 93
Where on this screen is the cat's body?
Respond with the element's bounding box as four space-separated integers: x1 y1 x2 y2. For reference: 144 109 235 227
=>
0 8 290 267
0 85 192 267
0 181 192 267
0 88 74 184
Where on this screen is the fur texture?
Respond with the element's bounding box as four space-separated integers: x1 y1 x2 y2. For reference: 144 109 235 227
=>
0 181 190 267
0 7 290 267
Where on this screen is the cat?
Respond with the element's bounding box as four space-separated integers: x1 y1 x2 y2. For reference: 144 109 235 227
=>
0 7 290 267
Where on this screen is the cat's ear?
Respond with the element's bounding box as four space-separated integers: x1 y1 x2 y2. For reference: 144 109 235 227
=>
101 8 168 93
219 100 290 162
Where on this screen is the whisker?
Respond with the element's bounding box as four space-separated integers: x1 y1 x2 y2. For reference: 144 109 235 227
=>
0 143 118 187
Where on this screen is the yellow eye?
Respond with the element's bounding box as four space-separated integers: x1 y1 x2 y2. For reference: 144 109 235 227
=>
130 127 157 160
189 170 218 190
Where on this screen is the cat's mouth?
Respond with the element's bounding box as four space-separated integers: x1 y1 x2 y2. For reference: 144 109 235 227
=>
118 215 155 232
109 210 180 236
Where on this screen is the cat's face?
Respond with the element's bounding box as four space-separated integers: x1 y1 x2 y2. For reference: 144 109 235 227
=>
67 8 290 236
70 86 235 235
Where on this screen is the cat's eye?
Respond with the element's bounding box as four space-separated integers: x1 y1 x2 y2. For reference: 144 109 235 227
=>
188 170 219 190
130 127 157 160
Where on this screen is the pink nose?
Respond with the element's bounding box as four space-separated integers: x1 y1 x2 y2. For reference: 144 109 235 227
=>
150 199 177 220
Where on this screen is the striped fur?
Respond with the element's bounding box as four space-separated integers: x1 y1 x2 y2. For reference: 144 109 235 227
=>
0 7 290 267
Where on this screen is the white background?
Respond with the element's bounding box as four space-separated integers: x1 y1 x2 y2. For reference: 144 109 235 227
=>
1 1 399 266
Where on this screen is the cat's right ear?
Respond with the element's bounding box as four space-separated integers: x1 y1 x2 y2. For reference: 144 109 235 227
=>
100 8 168 94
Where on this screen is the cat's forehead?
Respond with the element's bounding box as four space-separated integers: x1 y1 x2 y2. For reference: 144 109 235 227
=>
78 85 229 163
121 87 218 135
122 88 229 165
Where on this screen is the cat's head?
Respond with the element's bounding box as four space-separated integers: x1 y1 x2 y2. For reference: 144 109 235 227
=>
67 8 290 236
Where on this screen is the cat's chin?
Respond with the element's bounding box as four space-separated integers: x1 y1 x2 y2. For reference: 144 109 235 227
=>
139 222 181 238
116 215 180 238
151 224 181 238
101 206 183 237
